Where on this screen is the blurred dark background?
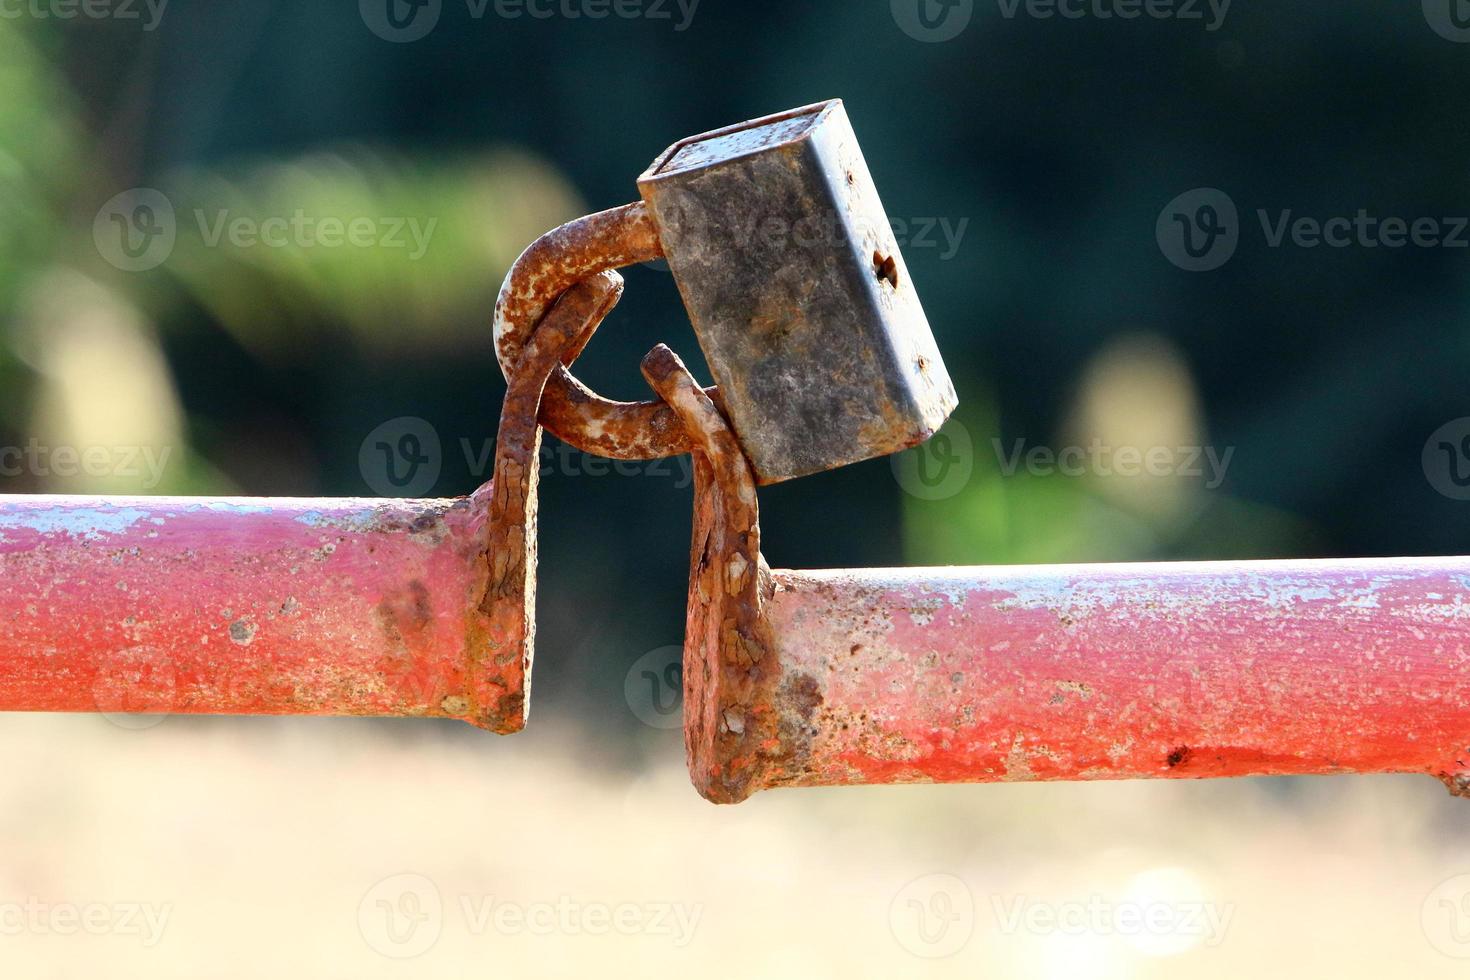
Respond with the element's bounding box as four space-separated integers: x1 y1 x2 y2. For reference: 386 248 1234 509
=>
3 0 1470 738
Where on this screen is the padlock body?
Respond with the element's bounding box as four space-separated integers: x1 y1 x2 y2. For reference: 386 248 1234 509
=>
638 100 957 484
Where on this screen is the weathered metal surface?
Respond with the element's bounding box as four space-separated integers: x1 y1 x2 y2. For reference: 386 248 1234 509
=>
493 201 714 461
638 99 958 483
647 371 1469 803
640 343 776 804
535 360 725 462
693 561 1470 802
0 274 620 733
481 271 623 727
0 492 519 729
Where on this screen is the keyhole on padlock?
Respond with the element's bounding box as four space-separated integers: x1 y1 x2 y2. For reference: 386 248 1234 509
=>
873 251 899 289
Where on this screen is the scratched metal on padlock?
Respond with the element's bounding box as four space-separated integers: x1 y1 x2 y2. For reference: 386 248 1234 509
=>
637 100 958 484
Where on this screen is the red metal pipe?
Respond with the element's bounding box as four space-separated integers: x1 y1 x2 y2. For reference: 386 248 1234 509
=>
637 343 1470 803
747 560 1470 798
0 491 524 731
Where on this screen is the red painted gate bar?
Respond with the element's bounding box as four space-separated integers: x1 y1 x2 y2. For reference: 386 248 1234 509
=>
730 560 1470 800
0 260 588 767
0 490 527 732
634 343 1470 804
0 272 614 737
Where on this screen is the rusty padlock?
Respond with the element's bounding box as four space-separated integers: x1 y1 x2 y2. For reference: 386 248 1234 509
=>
0 101 953 739
495 99 958 483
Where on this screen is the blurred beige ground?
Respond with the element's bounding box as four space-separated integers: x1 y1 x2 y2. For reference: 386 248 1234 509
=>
0 710 1465 978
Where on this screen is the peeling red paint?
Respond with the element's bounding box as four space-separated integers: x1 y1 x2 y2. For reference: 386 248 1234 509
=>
0 493 518 728
0 274 625 735
754 563 1470 795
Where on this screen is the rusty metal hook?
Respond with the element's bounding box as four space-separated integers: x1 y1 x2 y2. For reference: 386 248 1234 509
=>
493 201 721 462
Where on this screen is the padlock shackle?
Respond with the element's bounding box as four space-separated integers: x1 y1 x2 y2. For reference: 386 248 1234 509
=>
494 201 723 462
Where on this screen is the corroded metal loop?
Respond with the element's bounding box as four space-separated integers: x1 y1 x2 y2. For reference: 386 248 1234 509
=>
640 343 777 804
479 271 625 731
494 202 719 462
